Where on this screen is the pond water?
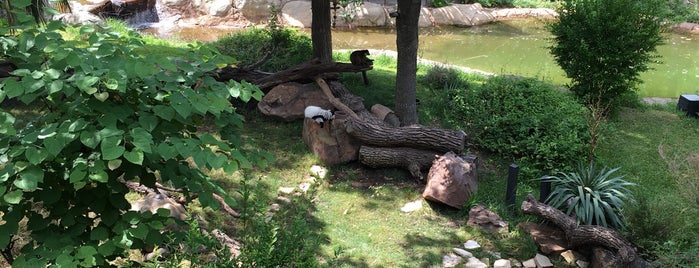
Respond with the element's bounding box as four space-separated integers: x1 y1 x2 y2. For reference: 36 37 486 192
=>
148 19 699 98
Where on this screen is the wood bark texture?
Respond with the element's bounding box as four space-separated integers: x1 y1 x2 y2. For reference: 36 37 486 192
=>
359 146 439 179
520 194 642 267
345 116 466 153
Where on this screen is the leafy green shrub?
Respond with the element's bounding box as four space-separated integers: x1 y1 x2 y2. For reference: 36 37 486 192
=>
462 0 514 8
543 164 635 230
444 76 589 176
431 0 451 8
420 65 464 90
0 18 266 265
213 28 312 73
548 0 666 111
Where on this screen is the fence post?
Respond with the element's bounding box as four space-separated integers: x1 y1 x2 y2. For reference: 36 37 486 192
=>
540 176 551 203
505 163 519 208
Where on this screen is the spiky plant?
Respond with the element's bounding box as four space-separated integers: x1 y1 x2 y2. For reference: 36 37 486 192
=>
543 163 636 230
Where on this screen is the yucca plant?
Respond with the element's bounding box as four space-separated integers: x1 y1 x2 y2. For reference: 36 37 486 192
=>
542 163 636 230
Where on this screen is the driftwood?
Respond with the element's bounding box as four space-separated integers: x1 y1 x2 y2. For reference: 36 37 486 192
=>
520 194 644 267
345 116 467 153
359 146 439 179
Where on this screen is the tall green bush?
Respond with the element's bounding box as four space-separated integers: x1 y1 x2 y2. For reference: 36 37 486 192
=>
548 0 666 111
0 18 266 265
444 76 589 176
213 28 312 73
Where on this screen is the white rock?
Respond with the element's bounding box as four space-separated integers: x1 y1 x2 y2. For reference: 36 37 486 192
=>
442 253 463 268
400 199 423 213
576 260 590 268
494 259 511 268
452 248 473 258
309 165 327 179
522 258 537 268
299 182 311 193
278 187 295 194
465 257 488 268
510 258 523 267
534 253 554 268
464 240 481 249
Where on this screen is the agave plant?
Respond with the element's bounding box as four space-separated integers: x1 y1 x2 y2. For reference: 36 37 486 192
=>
543 163 636 230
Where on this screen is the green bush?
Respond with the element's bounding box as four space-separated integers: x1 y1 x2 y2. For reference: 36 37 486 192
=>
213 28 312 73
0 19 267 265
543 164 635 230
548 0 666 111
420 65 464 90
462 0 514 8
444 76 589 176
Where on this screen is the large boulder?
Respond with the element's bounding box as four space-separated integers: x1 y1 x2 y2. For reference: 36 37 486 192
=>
257 82 333 121
431 4 495 26
281 1 312 28
237 0 281 23
422 152 478 209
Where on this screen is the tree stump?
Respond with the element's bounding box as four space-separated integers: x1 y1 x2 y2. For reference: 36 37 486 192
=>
302 112 361 165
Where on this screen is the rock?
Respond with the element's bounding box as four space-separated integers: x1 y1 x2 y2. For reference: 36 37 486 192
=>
560 249 586 265
302 114 361 165
494 259 512 268
298 182 311 193
131 192 187 220
510 258 523 268
590 247 617 268
452 248 473 258
442 253 463 268
237 0 281 23
576 260 590 268
278 186 295 194
257 82 332 121
431 4 495 27
464 240 480 249
465 257 488 268
422 152 478 209
517 222 568 254
208 0 232 16
467 204 509 233
672 22 699 34
281 1 312 28
534 253 554 268
522 258 536 268
309 165 328 179
400 199 423 213
335 2 388 27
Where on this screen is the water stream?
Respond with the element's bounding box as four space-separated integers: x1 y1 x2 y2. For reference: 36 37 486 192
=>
147 19 699 98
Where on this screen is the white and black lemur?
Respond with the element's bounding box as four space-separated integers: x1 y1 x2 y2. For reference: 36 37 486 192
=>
304 106 335 128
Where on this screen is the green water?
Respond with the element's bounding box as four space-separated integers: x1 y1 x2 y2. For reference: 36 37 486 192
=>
331 20 699 98
154 19 699 98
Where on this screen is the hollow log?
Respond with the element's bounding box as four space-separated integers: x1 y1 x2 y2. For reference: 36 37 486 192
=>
521 194 643 267
346 116 466 153
359 146 439 179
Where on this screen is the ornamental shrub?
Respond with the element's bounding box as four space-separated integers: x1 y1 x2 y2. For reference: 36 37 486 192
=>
0 18 267 265
542 163 636 230
213 28 312 73
444 76 589 176
548 0 666 111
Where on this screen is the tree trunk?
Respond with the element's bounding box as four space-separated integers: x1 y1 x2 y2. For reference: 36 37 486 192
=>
344 116 467 153
520 194 644 267
359 146 438 179
395 0 421 125
312 0 333 63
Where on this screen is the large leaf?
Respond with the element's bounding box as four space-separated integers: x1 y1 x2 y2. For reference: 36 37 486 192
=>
100 136 125 160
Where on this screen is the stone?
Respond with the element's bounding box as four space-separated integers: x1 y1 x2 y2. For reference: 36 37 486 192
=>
494 259 511 268
309 165 328 179
257 82 332 122
510 258 523 268
442 253 463 268
560 249 586 265
431 4 495 27
131 192 187 220
534 253 554 268
302 114 361 165
237 0 281 23
281 1 312 28
517 222 568 254
465 257 488 268
278 186 295 194
452 248 473 258
340 2 387 27
422 152 478 209
208 0 232 16
298 182 311 193
464 240 480 249
400 199 423 213
467 204 509 233
522 258 536 268
576 260 590 268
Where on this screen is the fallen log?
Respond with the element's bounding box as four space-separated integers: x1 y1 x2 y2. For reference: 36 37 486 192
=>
520 194 644 267
358 146 439 179
345 116 467 153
